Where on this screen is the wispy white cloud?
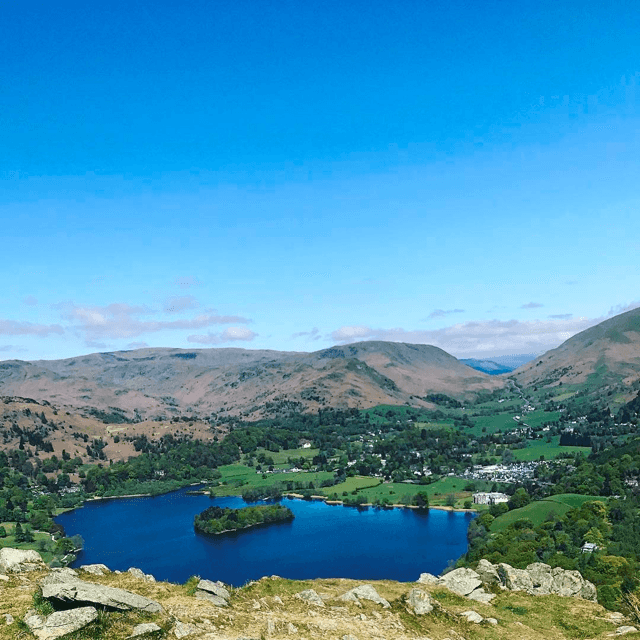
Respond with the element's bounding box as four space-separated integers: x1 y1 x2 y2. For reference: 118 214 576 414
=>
22 295 38 306
163 295 199 313
126 341 149 349
292 327 321 340
428 308 465 319
0 319 64 336
608 300 640 316
521 302 544 309
549 313 573 320
0 345 28 353
61 302 250 341
187 327 258 344
330 316 600 357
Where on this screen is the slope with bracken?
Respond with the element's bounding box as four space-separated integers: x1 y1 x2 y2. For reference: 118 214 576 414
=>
0 342 504 420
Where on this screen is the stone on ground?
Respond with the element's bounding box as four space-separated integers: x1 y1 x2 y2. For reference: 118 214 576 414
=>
339 584 390 608
79 564 110 576
129 622 162 637
407 588 434 615
24 606 98 640
295 589 326 607
0 548 46 573
439 568 483 596
459 610 483 624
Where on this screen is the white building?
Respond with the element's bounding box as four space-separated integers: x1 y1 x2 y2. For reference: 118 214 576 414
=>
472 492 509 505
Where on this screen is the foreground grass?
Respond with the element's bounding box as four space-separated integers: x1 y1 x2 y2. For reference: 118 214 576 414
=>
0 568 624 640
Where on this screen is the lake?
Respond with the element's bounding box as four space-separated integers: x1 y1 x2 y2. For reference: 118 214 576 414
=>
55 488 474 586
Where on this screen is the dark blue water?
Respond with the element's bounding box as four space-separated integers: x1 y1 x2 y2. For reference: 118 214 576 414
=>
56 488 473 586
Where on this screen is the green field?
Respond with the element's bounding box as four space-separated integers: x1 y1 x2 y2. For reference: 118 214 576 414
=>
490 494 606 532
210 463 334 496
510 436 592 461
253 447 319 465
320 476 382 495
0 522 55 562
470 413 519 435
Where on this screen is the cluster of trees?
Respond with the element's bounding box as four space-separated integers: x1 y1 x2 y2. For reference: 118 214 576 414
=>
465 500 637 610
194 504 294 535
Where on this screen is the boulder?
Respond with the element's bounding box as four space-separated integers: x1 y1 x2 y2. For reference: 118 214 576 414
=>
197 579 230 601
486 617 498 625
128 567 156 583
79 564 110 576
0 548 46 573
552 568 586 598
339 584 390 608
475 559 499 585
459 610 483 624
467 588 496 604
173 620 199 638
439 568 483 596
129 622 162 637
612 626 638 636
4 613 14 625
296 589 326 607
407 588 434 615
41 574 162 613
417 572 439 584
24 606 98 640
497 563 534 593
526 563 555 595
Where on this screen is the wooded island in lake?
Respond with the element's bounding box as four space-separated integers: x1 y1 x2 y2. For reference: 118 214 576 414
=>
194 504 295 535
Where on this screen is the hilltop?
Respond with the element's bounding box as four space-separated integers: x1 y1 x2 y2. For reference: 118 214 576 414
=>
0 342 503 421
1 548 635 640
510 307 640 403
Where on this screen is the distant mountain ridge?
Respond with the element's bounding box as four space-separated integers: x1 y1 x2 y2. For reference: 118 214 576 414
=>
511 306 640 401
0 341 503 420
461 354 538 375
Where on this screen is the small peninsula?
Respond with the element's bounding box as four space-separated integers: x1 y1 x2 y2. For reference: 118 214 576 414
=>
194 504 295 535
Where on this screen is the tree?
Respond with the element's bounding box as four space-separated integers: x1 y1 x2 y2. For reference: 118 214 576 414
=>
412 491 430 509
445 494 456 507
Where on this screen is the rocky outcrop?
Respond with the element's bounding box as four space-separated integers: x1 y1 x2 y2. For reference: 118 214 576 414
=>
0 547 46 573
486 560 597 601
421 567 495 603
407 588 434 615
41 572 163 613
24 606 98 640
339 584 390 608
296 588 326 607
79 564 110 576
194 579 230 606
128 567 156 583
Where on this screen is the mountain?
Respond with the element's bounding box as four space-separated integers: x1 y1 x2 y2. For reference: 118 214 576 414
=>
511 307 640 401
0 341 504 420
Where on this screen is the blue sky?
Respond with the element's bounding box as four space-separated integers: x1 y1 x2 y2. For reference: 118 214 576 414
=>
1 0 639 361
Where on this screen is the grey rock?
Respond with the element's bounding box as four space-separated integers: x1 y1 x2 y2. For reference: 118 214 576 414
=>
580 579 598 602
497 563 534 593
41 575 162 613
265 619 276 636
552 569 586 598
486 617 498 625
295 589 326 607
417 572 439 584
287 622 298 634
343 636 359 640
526 563 555 595
79 564 110 576
407 588 434 615
173 620 198 638
476 559 500 585
0 574 8 581
459 610 483 624
608 613 627 623
339 584 390 608
129 623 162 637
4 613 14 625
439 568 483 597
128 567 156 583
195 590 228 606
467 588 496 603
273 595 283 605
25 606 98 640
0 548 45 573
197 579 230 600
613 626 638 636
